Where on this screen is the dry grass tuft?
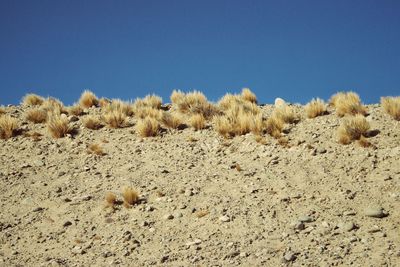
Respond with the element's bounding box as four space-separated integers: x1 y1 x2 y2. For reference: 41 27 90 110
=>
136 117 160 137
134 107 163 120
172 90 217 119
132 95 163 116
170 89 185 104
272 104 298 123
25 108 47 123
161 112 183 129
305 98 327 118
22 93 44 106
381 96 400 120
42 97 67 115
0 115 19 139
330 91 367 117
104 99 133 116
277 136 290 147
337 114 370 144
83 115 103 130
254 135 268 145
189 114 206 130
265 116 284 138
87 143 105 155
357 135 374 148
79 90 98 108
122 187 139 207
241 88 257 103
105 192 117 207
99 98 111 107
47 115 73 138
0 107 5 115
67 105 84 116
103 110 127 128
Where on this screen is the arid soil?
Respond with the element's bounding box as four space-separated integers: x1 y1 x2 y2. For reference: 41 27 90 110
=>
0 103 399 266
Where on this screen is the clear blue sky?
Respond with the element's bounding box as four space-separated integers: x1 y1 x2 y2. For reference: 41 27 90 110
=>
1 0 399 105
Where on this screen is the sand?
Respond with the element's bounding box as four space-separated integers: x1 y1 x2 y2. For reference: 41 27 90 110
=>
0 103 399 266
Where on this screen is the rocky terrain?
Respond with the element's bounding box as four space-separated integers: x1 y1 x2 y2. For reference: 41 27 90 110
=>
0 103 399 266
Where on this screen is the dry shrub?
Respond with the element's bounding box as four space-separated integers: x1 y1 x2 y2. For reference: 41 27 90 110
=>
214 116 232 138
357 135 374 148
189 114 206 130
161 112 183 129
305 98 327 118
254 135 268 145
105 99 133 116
330 92 367 117
83 115 102 130
42 97 67 115
105 192 117 207
136 117 160 137
24 131 42 141
25 108 47 123
381 96 400 120
87 143 105 155
241 88 257 103
337 114 370 144
79 90 98 108
265 116 284 138
277 136 290 147
67 105 84 116
272 104 298 123
213 111 263 138
170 89 185 104
122 187 139 207
99 98 111 107
47 115 73 138
132 95 163 116
172 91 217 119
0 107 5 115
134 107 163 120
0 115 19 139
22 93 44 106
103 110 127 128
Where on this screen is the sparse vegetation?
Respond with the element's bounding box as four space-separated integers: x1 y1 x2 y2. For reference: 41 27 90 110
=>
22 93 44 106
67 105 84 116
122 187 139 207
305 98 327 118
105 99 133 116
87 143 105 155
79 90 98 108
0 107 5 115
272 104 298 123
136 117 160 137
105 192 117 207
189 114 206 130
171 90 217 119
337 114 370 144
103 110 127 128
161 112 183 129
330 91 367 117
25 108 47 123
0 115 19 139
381 96 400 120
241 88 257 103
83 115 103 130
265 116 284 138
23 131 42 141
99 97 111 107
47 115 73 138
42 97 67 115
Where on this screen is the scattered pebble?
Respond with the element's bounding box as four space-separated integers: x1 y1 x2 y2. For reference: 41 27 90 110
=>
219 215 230 222
163 214 174 220
284 251 296 262
364 206 388 218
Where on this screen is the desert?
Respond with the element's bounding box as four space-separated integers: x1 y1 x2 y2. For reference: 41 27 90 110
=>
0 90 399 266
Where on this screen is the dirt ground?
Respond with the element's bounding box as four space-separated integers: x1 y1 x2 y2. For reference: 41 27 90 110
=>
0 103 399 266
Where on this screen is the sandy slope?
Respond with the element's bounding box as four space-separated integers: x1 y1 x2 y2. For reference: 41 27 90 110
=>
0 104 399 266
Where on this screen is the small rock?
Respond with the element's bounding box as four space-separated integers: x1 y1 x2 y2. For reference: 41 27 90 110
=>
339 221 355 232
34 160 45 167
145 206 154 212
69 116 79 122
163 214 174 220
219 215 230 222
33 207 43 212
284 251 296 262
364 206 388 218
292 221 305 230
317 148 327 154
173 211 183 218
63 221 72 227
343 210 356 216
298 215 314 223
184 189 193 196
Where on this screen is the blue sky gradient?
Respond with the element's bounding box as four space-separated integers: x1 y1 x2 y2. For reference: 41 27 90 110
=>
1 0 399 105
